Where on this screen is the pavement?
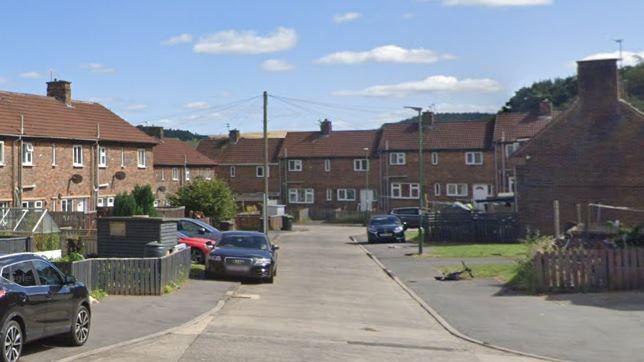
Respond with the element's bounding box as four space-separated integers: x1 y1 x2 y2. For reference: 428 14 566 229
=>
20 277 237 361
364 240 644 362
72 225 537 361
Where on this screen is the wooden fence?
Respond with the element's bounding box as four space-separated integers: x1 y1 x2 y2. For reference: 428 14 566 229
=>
55 248 191 295
0 236 32 253
534 248 644 292
425 213 519 243
50 212 97 230
60 230 98 256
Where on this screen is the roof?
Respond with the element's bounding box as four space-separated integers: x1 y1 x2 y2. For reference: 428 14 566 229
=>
197 137 283 164
278 130 379 158
378 120 493 151
153 137 215 166
0 91 157 144
493 112 554 143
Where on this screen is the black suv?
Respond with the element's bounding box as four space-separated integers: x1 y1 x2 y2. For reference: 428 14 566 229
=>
390 207 427 229
0 253 91 362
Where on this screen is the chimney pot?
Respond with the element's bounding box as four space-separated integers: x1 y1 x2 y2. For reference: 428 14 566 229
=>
320 119 332 135
46 80 72 106
577 58 620 116
140 126 164 139
229 129 240 144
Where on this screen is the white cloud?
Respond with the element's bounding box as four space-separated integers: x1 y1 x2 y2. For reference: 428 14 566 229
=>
261 59 294 72
19 71 43 79
162 33 193 46
333 12 362 23
183 101 210 110
317 45 455 65
194 27 297 55
580 50 644 67
439 0 551 6
433 102 500 113
80 63 116 74
125 104 148 111
334 75 502 97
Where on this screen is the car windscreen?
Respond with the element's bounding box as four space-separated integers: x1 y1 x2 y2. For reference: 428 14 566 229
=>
192 219 216 232
218 235 269 250
370 216 400 225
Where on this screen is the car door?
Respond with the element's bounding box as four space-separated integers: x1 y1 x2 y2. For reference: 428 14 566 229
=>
32 260 73 335
179 220 203 238
5 261 49 340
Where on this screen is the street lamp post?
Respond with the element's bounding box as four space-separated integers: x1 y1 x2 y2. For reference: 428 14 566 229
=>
363 147 370 212
405 106 424 255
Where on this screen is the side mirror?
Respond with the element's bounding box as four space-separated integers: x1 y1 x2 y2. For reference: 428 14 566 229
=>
64 275 76 285
272 245 280 251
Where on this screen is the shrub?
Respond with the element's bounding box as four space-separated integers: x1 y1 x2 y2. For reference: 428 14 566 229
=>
113 192 137 216
132 184 157 217
508 233 555 293
168 178 236 224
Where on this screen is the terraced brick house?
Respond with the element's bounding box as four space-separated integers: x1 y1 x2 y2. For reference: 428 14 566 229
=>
0 80 157 211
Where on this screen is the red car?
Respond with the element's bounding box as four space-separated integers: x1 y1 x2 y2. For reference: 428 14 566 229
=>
178 232 215 264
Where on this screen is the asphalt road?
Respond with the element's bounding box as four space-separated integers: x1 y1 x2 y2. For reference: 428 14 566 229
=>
364 241 644 362
76 225 537 361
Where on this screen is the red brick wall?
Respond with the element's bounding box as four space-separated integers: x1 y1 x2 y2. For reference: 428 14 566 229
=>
154 166 215 205
215 164 280 196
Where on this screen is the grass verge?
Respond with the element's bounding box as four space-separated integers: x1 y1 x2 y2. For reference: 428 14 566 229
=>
422 243 528 259
90 288 108 300
190 263 206 279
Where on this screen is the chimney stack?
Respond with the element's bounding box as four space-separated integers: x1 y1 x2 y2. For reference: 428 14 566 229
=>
320 119 332 135
47 79 72 106
421 111 434 128
538 99 553 117
229 129 240 144
140 126 164 139
577 58 620 117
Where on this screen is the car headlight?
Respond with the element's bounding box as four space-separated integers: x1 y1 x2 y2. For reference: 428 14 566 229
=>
394 226 404 233
253 257 272 266
210 255 222 262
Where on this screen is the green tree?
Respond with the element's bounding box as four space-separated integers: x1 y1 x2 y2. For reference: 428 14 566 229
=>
132 184 157 216
113 192 138 216
168 178 236 224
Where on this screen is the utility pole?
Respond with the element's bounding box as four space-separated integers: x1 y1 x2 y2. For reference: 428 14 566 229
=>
363 147 370 212
263 91 269 234
405 106 424 255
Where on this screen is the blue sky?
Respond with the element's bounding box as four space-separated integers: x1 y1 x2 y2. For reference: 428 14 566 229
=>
1 0 642 134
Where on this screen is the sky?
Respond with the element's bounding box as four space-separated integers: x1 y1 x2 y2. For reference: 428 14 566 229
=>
1 0 642 135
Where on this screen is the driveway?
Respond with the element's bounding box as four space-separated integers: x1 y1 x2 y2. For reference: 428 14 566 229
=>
364 241 644 362
74 225 536 361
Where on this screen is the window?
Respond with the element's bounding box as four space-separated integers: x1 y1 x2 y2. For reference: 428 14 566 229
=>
172 167 179 181
0 141 4 166
256 166 268 178
34 201 43 209
137 149 146 168
353 159 368 171
288 188 314 204
391 183 420 199
431 152 439 165
324 159 331 172
434 183 441 196
288 159 302 172
107 197 115 207
33 260 63 286
337 188 356 201
160 169 165 181
51 144 56 166
465 152 483 165
72 145 83 167
75 199 86 212
120 147 125 167
8 261 37 287
21 200 43 209
505 143 520 157
389 152 406 165
97 198 104 207
61 199 71 212
326 188 332 201
99 146 107 167
230 166 236 178
446 183 468 197
185 167 191 181
22 142 33 166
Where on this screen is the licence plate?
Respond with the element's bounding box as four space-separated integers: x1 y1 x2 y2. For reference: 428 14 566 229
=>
380 233 392 237
226 265 251 273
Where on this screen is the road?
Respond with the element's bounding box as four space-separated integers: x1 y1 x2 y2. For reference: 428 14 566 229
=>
75 225 535 361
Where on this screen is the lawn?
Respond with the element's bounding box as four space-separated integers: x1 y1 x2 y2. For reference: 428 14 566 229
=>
439 263 518 282
423 243 528 259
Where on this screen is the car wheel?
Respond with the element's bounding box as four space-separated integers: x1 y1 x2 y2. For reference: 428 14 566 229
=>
66 305 91 346
191 248 205 264
1 320 22 362
400 238 406 243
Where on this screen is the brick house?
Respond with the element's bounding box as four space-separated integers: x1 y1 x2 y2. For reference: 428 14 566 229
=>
493 101 554 194
140 127 216 206
377 115 495 211
277 120 379 214
197 130 283 203
0 80 157 211
514 58 644 234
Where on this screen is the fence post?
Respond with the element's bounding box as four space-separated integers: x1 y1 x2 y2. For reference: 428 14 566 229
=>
533 253 544 292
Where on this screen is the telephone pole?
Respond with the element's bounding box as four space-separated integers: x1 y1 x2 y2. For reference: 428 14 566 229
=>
405 106 424 255
263 91 269 234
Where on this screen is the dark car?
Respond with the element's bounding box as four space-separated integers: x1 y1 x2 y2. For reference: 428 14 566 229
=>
176 218 222 242
206 232 278 283
367 215 407 243
390 207 428 229
0 253 91 361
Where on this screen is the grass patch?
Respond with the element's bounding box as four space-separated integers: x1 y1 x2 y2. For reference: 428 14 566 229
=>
405 229 420 242
440 263 517 281
90 288 108 300
163 281 181 294
189 263 205 279
424 243 528 259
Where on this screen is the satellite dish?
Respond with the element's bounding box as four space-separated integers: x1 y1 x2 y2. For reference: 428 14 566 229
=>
158 186 167 193
114 171 126 180
71 174 83 184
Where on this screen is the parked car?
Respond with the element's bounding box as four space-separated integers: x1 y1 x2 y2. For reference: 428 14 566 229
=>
367 215 407 243
0 253 91 362
175 218 222 242
390 207 428 228
178 232 215 264
206 231 278 283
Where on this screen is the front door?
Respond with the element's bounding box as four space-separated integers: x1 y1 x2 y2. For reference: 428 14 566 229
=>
472 184 490 210
359 189 374 212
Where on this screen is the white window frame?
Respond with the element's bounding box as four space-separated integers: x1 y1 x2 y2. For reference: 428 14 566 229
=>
72 145 83 167
508 177 516 193
230 166 236 178
434 183 441 196
353 159 368 172
431 152 439 165
22 142 34 166
98 146 107 168
389 152 406 165
391 183 420 200
97 197 104 207
288 188 314 204
120 147 125 167
465 152 483 165
60 199 71 212
107 197 115 207
446 183 469 197
324 159 331 172
0 141 4 166
185 167 190 181
137 149 146 168
51 144 56 166
326 188 333 201
160 169 165 181
337 188 356 201
288 159 302 172
256 165 268 178
172 167 179 181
